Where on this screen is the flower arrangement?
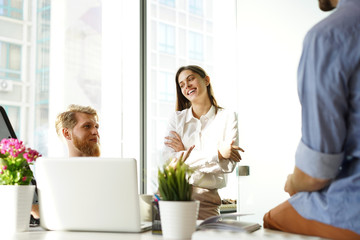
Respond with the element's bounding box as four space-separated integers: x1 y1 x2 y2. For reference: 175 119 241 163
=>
0 138 41 185
158 157 193 201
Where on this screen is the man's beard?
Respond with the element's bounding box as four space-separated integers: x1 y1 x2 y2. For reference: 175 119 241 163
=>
73 135 101 157
318 0 336 11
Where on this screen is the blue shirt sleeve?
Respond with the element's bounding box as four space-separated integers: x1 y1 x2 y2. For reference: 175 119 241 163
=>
295 140 343 179
295 17 355 179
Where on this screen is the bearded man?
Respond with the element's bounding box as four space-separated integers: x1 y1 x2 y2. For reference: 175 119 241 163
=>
55 104 100 157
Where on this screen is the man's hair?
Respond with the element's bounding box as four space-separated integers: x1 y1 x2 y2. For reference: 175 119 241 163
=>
55 104 98 136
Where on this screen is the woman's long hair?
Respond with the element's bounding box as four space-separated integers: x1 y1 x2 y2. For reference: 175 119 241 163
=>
175 65 221 113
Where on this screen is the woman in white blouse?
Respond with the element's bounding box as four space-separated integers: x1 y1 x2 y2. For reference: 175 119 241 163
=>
162 65 244 219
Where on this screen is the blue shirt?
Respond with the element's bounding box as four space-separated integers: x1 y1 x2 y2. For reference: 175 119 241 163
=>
289 0 360 234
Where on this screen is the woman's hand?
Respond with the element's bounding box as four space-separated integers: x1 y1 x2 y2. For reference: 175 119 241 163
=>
165 131 185 152
218 140 244 162
167 145 195 170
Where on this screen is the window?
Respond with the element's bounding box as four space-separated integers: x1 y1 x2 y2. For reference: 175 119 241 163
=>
34 0 51 156
158 23 175 54
0 42 21 81
159 0 175 8
188 31 203 61
158 71 175 102
189 0 202 16
0 0 23 20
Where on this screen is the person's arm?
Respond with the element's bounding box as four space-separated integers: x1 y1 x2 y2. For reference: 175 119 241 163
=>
289 28 348 196
218 140 244 162
285 167 331 196
161 112 188 166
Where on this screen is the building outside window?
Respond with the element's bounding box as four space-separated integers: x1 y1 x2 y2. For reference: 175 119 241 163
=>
189 0 202 16
159 0 175 8
158 23 175 55
0 42 21 81
0 0 23 20
188 31 203 61
158 71 175 102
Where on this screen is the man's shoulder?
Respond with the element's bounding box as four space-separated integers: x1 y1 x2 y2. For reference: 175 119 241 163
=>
308 2 360 45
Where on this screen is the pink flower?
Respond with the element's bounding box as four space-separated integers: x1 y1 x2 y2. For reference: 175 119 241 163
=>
0 138 41 185
0 138 25 158
23 149 41 163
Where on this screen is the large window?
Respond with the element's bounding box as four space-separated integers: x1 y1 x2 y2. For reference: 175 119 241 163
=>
44 0 141 168
146 0 239 197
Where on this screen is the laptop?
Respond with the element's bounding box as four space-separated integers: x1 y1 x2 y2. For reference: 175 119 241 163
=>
0 106 17 139
36 157 152 232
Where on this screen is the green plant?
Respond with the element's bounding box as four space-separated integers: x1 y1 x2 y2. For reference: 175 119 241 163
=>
158 157 193 201
0 138 41 185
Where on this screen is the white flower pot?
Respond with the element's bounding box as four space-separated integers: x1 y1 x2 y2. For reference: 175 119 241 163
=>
159 200 199 240
0 185 35 233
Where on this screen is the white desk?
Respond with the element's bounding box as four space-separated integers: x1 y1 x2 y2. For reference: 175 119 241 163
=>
9 227 327 240
10 227 162 240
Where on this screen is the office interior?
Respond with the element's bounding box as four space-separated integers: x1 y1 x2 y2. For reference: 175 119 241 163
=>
0 0 330 225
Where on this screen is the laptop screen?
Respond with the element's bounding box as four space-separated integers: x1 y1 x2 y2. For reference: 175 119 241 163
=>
0 106 17 140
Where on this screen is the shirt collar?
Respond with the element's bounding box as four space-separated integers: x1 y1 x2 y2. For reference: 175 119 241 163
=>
185 105 216 123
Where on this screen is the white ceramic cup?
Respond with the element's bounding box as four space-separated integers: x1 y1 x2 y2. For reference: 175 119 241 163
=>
139 194 153 222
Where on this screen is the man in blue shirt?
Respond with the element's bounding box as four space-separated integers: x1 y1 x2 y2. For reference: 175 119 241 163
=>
263 0 360 239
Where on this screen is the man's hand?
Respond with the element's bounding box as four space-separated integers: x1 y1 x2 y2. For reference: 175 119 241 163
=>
284 167 331 196
284 174 297 196
165 131 185 152
218 140 244 162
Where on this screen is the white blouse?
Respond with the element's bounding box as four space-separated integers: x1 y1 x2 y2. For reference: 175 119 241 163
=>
161 105 239 189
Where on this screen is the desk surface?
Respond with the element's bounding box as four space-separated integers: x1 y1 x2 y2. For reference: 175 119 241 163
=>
8 227 327 240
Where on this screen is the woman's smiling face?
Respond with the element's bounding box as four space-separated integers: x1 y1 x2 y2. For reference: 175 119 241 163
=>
178 69 209 103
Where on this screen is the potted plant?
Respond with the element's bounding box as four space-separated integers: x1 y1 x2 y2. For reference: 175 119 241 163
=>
0 138 41 233
158 156 199 240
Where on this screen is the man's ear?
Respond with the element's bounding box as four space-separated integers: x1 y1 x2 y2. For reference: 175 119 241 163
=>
62 128 72 140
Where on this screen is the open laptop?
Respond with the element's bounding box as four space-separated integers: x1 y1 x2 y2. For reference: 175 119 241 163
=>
36 157 152 232
0 106 17 139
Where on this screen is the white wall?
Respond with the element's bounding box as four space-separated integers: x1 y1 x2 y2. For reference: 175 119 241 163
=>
220 0 330 224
